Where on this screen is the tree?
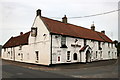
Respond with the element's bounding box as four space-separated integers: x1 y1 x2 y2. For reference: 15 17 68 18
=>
114 40 120 57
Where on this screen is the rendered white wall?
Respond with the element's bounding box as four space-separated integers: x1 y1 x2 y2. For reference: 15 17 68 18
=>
28 16 51 65
2 16 51 66
51 34 117 64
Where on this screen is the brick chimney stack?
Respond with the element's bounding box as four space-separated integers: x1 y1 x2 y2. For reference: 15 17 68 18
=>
36 9 41 16
62 15 67 23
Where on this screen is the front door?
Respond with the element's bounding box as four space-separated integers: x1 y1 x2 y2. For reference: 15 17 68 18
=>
86 50 91 62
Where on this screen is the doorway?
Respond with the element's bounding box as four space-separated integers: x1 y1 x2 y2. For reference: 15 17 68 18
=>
86 50 91 62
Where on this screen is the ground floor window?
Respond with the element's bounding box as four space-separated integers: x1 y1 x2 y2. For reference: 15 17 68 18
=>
18 53 20 56
96 51 97 59
35 51 39 62
21 53 23 60
115 52 117 56
112 52 113 58
11 51 12 59
58 56 60 61
67 51 70 61
27 53 29 60
73 53 77 60
108 51 110 58
7 51 10 57
100 51 102 59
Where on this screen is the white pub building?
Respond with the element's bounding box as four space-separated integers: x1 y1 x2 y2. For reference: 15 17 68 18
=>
1 9 117 66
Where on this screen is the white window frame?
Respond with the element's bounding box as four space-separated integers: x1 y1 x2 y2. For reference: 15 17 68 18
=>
35 51 39 62
67 51 70 61
61 36 66 46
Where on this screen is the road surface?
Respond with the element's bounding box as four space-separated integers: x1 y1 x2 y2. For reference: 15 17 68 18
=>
2 59 119 78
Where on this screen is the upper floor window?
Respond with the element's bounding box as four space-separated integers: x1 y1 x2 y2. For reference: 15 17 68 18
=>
98 42 102 50
102 42 105 45
8 51 10 54
19 45 22 50
84 39 86 46
111 43 113 48
108 43 110 47
4 48 6 52
61 36 66 45
31 27 37 37
60 36 67 48
91 40 94 43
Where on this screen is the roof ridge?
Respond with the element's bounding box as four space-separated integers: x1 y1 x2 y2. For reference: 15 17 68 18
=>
41 16 112 42
13 31 30 38
41 16 96 32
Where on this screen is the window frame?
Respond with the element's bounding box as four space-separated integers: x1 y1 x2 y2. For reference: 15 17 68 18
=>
4 48 6 52
108 43 110 47
19 45 22 50
67 51 70 61
108 51 110 58
35 51 39 62
98 41 102 50
84 39 86 46
61 36 66 45
73 53 77 60
96 51 97 59
60 36 67 48
31 27 37 37
58 56 60 61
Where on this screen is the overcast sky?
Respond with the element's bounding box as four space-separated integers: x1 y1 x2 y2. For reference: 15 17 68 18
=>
0 0 119 45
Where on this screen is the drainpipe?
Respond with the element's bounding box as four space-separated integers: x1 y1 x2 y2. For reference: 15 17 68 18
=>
50 34 52 65
13 47 15 61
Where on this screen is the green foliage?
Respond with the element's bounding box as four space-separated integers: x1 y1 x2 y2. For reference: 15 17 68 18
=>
117 42 120 56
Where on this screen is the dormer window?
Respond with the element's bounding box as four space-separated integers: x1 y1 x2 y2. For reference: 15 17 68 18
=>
31 27 37 37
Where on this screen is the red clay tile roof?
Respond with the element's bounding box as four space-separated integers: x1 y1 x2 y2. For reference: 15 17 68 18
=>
3 32 30 48
3 16 113 48
41 16 113 43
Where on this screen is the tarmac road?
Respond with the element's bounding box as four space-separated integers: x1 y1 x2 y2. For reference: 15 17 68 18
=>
2 61 72 78
46 63 118 78
2 58 119 79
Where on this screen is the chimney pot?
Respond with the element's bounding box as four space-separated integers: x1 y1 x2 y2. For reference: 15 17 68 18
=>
101 30 105 34
62 15 67 23
20 32 23 35
36 9 41 16
91 22 95 31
